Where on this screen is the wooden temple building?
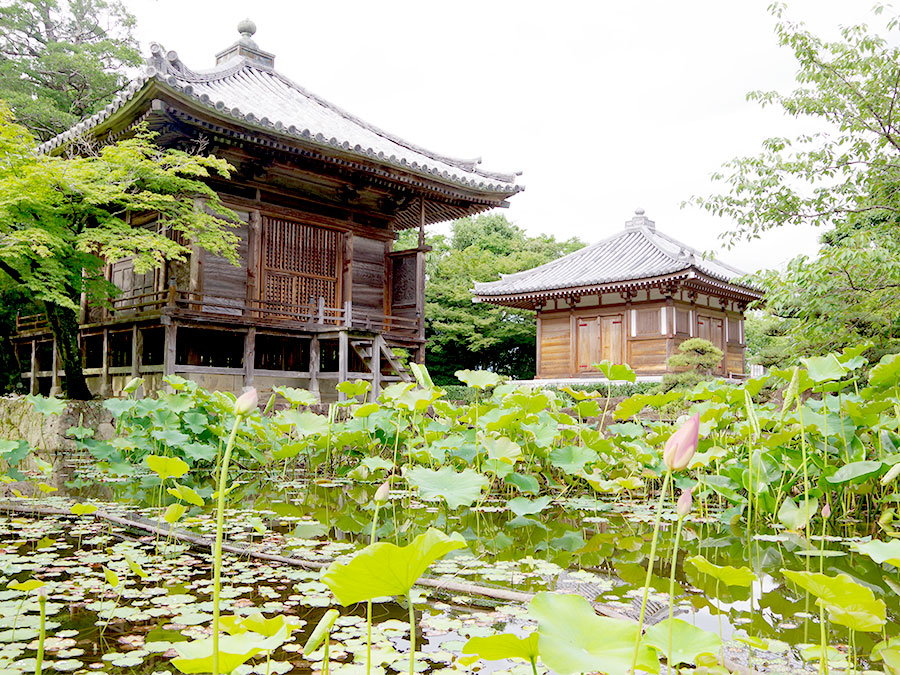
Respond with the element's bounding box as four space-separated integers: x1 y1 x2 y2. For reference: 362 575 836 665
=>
13 20 521 400
472 210 763 380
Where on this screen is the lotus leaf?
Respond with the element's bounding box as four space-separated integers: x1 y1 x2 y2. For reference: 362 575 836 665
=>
459 631 539 666
322 528 466 605
782 569 886 632
686 555 757 587
167 484 205 507
145 455 189 481
507 496 551 517
642 618 722 666
854 539 900 567
70 503 97 516
405 466 488 509
528 592 658 675
454 369 502 390
303 609 340 655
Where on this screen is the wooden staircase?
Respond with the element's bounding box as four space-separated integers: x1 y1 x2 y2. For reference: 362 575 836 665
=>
348 333 412 400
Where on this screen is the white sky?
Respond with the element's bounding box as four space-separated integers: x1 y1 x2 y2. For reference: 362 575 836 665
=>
128 0 881 274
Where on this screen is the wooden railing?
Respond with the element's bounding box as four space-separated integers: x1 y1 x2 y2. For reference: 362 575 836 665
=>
16 290 420 338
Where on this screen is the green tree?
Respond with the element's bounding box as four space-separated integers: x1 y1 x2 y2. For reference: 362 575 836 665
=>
692 5 900 361
400 214 584 384
660 338 723 392
0 0 140 141
0 107 239 398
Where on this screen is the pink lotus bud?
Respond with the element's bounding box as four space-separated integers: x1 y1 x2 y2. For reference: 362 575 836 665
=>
822 502 831 519
663 413 700 472
374 480 390 504
234 388 259 417
676 488 693 517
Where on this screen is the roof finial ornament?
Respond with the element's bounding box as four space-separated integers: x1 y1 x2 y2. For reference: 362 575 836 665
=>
237 18 257 39
626 207 655 230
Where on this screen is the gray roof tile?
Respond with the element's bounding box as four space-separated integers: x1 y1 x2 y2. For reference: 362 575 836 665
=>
473 217 759 298
38 45 521 195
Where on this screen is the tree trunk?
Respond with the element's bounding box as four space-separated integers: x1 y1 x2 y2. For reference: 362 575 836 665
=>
43 302 93 400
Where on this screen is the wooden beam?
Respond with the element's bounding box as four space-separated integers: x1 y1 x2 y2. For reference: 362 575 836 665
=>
309 336 320 401
338 330 348 401
243 327 256 390
418 195 426 248
247 209 262 317
342 232 353 306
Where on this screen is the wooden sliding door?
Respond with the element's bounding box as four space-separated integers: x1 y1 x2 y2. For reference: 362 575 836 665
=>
262 216 342 314
600 314 624 364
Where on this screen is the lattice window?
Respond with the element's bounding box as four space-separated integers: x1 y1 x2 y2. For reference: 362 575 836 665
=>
262 217 341 311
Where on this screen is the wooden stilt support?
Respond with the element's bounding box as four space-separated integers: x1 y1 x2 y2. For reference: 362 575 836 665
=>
243 328 256 391
309 336 320 402
131 324 143 398
29 340 38 395
337 330 348 401
49 337 59 397
370 335 382 401
100 329 110 397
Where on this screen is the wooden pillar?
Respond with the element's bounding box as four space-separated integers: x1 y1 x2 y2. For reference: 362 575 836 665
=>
309 336 321 401
317 296 325 325
418 196 426 248
100 329 110 397
535 313 542 378
342 232 353 308
164 322 176 384
370 335 382 401
344 300 352 328
247 210 261 317
338 330 348 401
49 337 60 397
243 328 256 390
132 324 144 398
29 339 38 395
415 249 426 348
568 306 576 377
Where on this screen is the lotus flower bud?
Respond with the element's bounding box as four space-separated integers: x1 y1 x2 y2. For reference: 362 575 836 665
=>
676 488 693 517
374 480 390 504
234 388 259 417
882 462 900 486
663 413 700 472
822 502 832 520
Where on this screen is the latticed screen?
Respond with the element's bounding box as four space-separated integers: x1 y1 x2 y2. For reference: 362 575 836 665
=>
262 217 341 310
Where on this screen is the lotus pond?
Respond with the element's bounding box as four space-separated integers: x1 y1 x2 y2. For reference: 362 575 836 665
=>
4 351 900 675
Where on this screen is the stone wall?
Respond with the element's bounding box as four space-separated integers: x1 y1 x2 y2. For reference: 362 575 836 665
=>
0 395 116 452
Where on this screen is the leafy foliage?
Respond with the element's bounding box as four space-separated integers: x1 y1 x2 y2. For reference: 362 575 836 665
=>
0 0 140 141
397 214 583 384
660 339 723 392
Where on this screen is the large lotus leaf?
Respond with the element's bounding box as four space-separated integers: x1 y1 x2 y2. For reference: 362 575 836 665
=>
273 386 318 407
870 353 900 389
508 496 552 517
686 555 757 587
801 354 849 383
455 369 502 390
172 631 285 674
781 570 886 632
777 496 818 531
505 472 540 495
825 460 883 485
595 360 637 383
549 445 598 475
70 503 97 516
303 610 340 656
275 410 330 436
460 632 539 665
164 503 187 524
145 455 189 481
167 484 205 507
322 528 466 605
854 539 900 567
405 466 488 509
26 394 66 415
642 619 722 666
528 592 658 675
484 437 522 464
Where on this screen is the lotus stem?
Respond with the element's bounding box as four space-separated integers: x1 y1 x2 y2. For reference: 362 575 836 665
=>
630 469 671 674
667 514 685 675
212 416 242 675
407 592 416 675
35 592 46 675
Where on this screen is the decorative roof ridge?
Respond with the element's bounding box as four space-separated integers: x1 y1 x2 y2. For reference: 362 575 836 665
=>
481 227 636 286
261 68 517 183
640 226 747 278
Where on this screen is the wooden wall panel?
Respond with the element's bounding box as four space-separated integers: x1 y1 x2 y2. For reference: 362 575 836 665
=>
635 308 659 336
628 338 668 374
538 314 571 377
352 236 386 312
202 212 249 315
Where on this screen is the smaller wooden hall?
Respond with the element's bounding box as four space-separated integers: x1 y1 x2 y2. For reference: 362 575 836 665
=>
472 210 763 379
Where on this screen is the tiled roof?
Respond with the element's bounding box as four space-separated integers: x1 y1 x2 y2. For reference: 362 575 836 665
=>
473 212 760 299
38 44 521 196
